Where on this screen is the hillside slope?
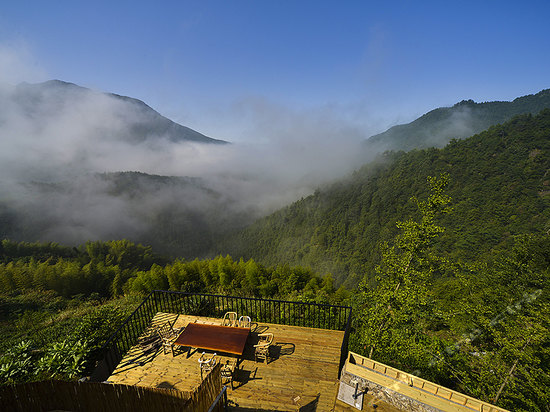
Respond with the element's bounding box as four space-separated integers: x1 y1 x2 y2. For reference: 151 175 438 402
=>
366 88 550 152
219 110 550 286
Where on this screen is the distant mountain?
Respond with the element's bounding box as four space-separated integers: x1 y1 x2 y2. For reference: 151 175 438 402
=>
0 80 236 255
10 80 227 145
0 171 253 258
218 110 550 287
366 88 550 152
5 81 550 265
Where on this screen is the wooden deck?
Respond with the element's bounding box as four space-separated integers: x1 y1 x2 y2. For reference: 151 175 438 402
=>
108 313 345 411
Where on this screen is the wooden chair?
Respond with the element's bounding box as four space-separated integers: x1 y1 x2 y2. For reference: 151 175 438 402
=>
222 311 238 327
125 332 161 366
137 333 160 354
137 326 160 347
238 315 251 328
157 322 180 357
254 333 273 364
221 358 237 389
198 352 217 378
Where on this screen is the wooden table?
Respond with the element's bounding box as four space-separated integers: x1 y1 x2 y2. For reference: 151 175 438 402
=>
174 322 250 356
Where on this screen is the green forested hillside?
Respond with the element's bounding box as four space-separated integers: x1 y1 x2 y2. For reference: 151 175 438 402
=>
2 98 550 411
366 88 550 152
1 180 548 409
3 86 549 264
0 239 345 385
0 239 342 303
220 110 550 287
1 190 548 409
353 176 549 410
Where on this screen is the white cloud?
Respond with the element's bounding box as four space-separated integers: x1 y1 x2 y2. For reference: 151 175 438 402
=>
0 42 46 87
0 45 379 248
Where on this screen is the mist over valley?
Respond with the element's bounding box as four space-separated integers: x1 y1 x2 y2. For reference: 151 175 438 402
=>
0 80 372 255
2 4 550 408
2 80 550 260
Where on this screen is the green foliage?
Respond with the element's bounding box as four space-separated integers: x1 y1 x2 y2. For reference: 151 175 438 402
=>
124 255 340 303
224 109 550 286
436 295 550 411
0 237 342 306
0 337 89 384
0 341 34 384
358 175 453 374
435 232 550 411
0 295 135 385
0 240 76 263
85 239 164 271
353 176 550 410
0 240 167 298
36 339 89 379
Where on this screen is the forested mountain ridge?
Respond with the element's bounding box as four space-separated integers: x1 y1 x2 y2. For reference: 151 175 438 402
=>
2 111 550 411
366 88 550 152
2 83 550 263
219 110 550 286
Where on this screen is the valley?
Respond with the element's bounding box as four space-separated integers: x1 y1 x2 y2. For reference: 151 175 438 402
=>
1 84 549 410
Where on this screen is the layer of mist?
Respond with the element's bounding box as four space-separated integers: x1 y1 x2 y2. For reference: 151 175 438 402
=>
0 80 372 256
3 78 548 258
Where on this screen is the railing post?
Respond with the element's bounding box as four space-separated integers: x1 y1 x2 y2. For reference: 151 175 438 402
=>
339 306 353 377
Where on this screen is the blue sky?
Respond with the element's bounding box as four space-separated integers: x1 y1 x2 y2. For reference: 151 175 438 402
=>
1 0 549 142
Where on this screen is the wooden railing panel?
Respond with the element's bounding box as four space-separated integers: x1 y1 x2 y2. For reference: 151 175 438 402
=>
0 366 221 412
0 380 191 412
345 352 508 412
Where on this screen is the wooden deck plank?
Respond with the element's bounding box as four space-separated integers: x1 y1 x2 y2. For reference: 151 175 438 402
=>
109 313 345 411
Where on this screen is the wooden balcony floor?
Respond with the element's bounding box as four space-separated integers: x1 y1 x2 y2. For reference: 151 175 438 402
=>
108 313 345 411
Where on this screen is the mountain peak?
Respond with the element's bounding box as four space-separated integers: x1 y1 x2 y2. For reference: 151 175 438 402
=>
366 88 550 152
453 99 477 107
12 79 228 145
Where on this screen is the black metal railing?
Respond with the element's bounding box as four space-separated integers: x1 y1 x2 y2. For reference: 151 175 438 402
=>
90 290 352 382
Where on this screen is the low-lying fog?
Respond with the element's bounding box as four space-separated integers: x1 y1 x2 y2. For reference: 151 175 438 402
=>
0 79 378 253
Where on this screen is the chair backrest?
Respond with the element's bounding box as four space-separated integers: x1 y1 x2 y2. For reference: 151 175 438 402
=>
238 315 251 328
198 352 217 368
222 312 238 327
255 333 274 347
157 322 175 340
